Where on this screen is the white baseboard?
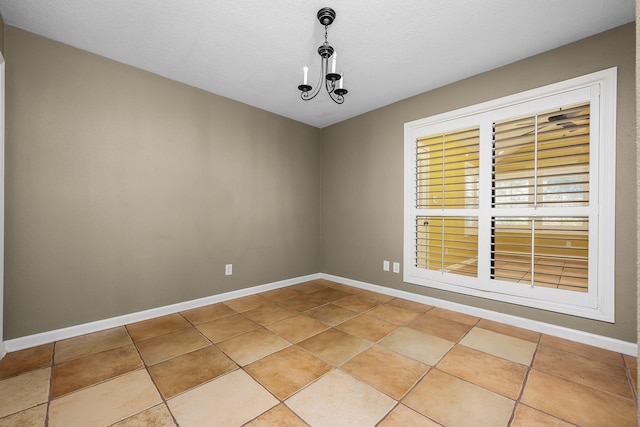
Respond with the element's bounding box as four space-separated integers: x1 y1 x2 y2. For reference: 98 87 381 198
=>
4 271 636 357
321 274 638 356
3 273 321 352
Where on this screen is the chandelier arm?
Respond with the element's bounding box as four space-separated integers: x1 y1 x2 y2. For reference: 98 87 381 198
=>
325 74 336 94
328 89 345 104
300 58 325 101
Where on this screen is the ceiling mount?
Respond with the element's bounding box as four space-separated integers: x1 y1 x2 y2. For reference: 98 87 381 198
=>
317 7 336 26
298 7 348 104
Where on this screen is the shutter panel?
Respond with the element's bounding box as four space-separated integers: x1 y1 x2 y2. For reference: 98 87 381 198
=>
492 102 590 208
416 127 479 209
490 102 590 293
491 217 588 292
414 126 480 278
537 104 590 207
416 216 478 277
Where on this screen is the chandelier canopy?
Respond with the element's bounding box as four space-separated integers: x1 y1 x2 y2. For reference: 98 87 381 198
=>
298 7 348 104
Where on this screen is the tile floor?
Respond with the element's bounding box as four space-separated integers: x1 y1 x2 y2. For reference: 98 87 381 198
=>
0 279 636 426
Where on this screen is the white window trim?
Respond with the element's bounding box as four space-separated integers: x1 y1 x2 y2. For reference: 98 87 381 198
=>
403 68 616 322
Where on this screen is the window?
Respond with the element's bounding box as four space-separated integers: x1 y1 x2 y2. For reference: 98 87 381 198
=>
404 68 616 321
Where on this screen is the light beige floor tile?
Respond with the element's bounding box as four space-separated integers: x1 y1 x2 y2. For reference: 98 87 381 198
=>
332 294 382 312
428 307 480 326
48 369 161 427
55 327 131 363
305 303 359 326
0 367 50 418
126 314 191 342
223 294 269 312
216 328 290 366
308 287 353 301
196 313 260 342
403 369 514 427
148 345 237 399
380 327 453 365
266 314 329 343
259 287 303 302
437 344 527 399
534 345 633 398
179 303 235 325
341 345 429 399
510 404 573 427
539 334 625 367
357 290 394 302
367 304 420 325
245 345 331 399
280 295 328 312
385 298 434 313
378 404 440 427
289 281 327 294
167 369 277 426
326 282 361 294
136 327 210 365
476 319 540 343
52 344 143 398
0 344 53 379
337 314 398 342
521 369 637 426
298 328 371 366
312 279 344 288
408 313 472 342
460 327 537 365
111 404 176 427
286 369 395 427
0 403 47 427
243 304 297 325
244 403 307 426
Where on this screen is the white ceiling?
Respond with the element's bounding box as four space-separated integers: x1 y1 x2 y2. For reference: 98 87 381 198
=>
0 0 634 128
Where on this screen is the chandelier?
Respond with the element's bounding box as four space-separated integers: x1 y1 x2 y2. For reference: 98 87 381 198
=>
298 7 348 104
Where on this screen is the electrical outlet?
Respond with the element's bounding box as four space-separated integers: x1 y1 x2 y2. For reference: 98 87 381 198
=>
383 260 390 271
225 264 233 275
393 262 400 273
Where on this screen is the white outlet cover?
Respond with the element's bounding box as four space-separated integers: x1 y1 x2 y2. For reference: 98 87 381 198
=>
392 262 400 273
383 260 390 271
225 264 233 275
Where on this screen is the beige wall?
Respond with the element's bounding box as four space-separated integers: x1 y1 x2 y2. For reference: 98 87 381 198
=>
321 23 637 342
3 23 636 343
4 27 321 339
0 13 4 55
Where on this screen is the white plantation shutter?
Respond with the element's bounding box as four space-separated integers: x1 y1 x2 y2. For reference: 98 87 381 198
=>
404 69 616 321
414 127 480 280
490 102 590 293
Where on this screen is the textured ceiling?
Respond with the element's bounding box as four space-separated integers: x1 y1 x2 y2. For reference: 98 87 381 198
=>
0 0 634 128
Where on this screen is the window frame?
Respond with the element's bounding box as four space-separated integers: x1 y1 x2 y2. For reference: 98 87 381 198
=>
403 68 616 322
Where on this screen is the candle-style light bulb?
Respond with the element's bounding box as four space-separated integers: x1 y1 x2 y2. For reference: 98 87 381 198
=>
303 65 308 85
339 73 343 89
331 53 337 73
